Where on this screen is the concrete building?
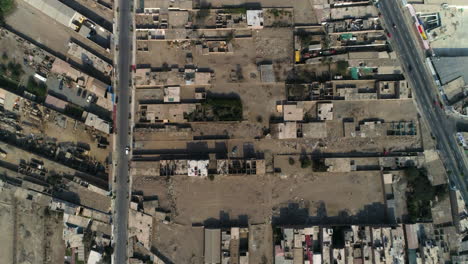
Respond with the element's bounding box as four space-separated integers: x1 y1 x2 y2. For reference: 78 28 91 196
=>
317 103 333 120
138 103 198 123
216 158 266 176
84 112 110 134
443 76 465 102
187 160 209 177
163 86 181 103
87 250 102 264
271 122 297 139
283 103 304 121
129 209 153 250
259 64 275 83
51 58 82 81
45 94 68 111
246 10 264 28
205 228 221 264
67 42 113 76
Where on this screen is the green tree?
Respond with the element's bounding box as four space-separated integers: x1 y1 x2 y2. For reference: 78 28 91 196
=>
0 0 15 24
404 168 447 222
7 61 23 80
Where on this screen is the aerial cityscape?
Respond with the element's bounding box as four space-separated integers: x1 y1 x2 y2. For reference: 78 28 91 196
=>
0 0 468 263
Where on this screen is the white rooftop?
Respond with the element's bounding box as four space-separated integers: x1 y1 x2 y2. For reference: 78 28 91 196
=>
247 10 264 28
187 160 209 177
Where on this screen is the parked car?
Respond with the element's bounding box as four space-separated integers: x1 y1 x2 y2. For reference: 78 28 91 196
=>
77 88 82 96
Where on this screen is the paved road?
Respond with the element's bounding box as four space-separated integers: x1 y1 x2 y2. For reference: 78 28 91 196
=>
378 0 468 202
113 0 132 261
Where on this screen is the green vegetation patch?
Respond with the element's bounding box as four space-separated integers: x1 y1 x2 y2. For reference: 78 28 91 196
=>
405 168 448 222
65 104 84 119
0 74 19 90
26 76 47 97
0 61 24 81
186 95 243 121
0 0 15 24
221 7 247 14
336 60 349 76
205 97 242 121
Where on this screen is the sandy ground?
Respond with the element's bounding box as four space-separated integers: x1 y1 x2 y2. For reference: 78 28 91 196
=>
134 171 384 263
196 0 319 24
133 171 385 226
152 223 204 264
64 182 111 212
333 99 419 121
0 186 64 264
137 28 293 83
211 83 285 125
44 113 110 164
6 0 111 59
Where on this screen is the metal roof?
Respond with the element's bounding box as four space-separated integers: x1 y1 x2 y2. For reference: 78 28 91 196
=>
23 0 79 27
204 228 221 264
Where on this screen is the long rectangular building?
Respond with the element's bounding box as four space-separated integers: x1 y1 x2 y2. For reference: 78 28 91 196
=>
23 0 81 28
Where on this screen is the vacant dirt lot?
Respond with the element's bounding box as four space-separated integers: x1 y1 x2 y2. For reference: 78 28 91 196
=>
152 223 204 264
0 186 64 264
133 169 384 263
334 99 418 121
6 0 111 59
211 83 285 124
138 27 293 84
133 170 385 226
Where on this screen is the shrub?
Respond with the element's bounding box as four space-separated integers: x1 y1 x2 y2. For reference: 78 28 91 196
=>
256 115 263 123
300 155 311 168
8 62 23 80
312 158 328 172
336 60 349 76
204 96 243 121
288 157 295 165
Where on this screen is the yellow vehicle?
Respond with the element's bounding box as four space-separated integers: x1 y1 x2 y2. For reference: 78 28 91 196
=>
295 50 300 63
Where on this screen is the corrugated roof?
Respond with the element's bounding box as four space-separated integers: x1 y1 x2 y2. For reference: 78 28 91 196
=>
204 229 221 264
23 0 79 27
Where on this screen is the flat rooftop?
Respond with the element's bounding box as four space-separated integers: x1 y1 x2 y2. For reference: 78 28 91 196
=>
432 56 468 84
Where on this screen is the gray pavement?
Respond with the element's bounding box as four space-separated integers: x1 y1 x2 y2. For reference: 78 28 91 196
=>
378 0 468 203
112 0 132 261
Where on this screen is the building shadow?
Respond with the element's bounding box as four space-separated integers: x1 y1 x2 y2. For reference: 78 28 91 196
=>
197 211 249 228
272 201 388 226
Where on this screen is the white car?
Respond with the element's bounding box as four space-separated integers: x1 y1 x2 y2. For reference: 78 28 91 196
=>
125 146 130 155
